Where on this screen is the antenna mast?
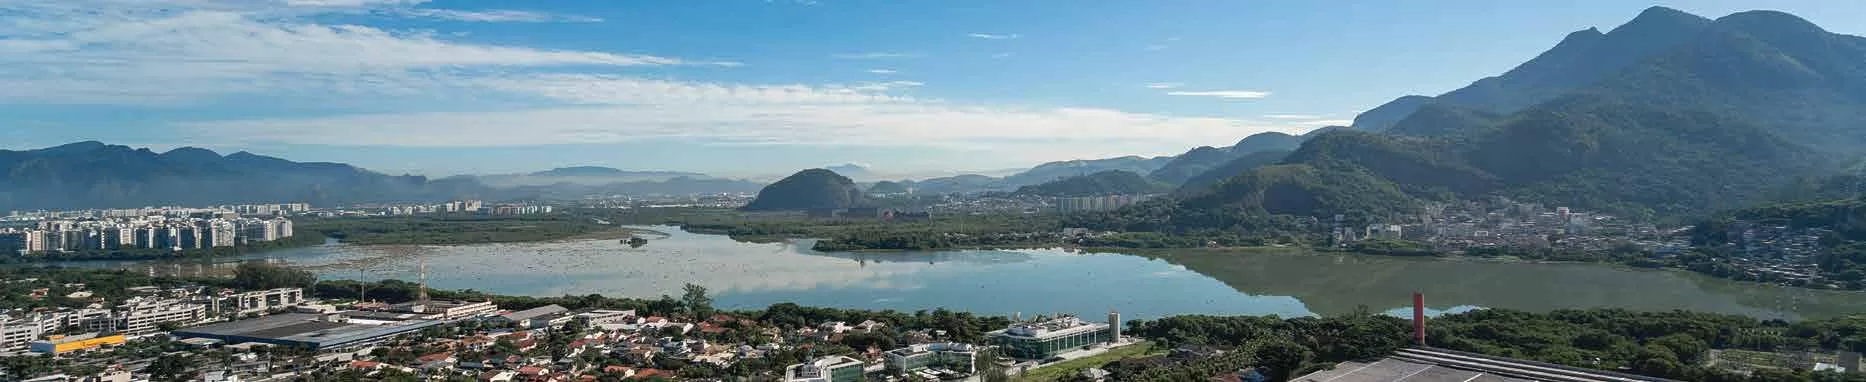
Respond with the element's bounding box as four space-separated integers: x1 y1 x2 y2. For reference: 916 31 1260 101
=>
417 251 430 305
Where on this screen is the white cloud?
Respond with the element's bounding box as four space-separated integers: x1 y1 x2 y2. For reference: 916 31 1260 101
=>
1263 114 1321 119
866 69 898 74
0 0 715 103
967 33 1020 40
183 102 1285 150
181 74 1286 151
2 0 1311 165
1166 90 1271 99
990 52 1012 59
848 81 923 92
1144 83 1182 89
1144 44 1168 51
831 52 919 59
397 9 604 23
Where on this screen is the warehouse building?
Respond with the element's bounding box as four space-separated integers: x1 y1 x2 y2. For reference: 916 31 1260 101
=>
171 313 444 351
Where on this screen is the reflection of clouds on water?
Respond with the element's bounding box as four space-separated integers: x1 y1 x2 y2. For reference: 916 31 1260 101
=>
304 226 986 299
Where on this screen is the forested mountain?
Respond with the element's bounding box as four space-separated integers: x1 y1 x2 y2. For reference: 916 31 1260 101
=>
0 142 508 210
1352 6 1712 131
1354 7 1866 152
1183 96 1830 222
1148 127 1341 185
867 181 910 194
1141 6 1865 227
1000 155 1172 188
1174 150 1291 195
1012 170 1169 197
741 169 869 211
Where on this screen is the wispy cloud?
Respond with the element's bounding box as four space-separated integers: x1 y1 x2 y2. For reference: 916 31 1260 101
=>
849 80 923 92
1144 83 1182 89
1263 114 1321 119
1144 45 1168 51
180 74 1288 151
396 9 604 23
866 69 898 74
831 52 920 59
1166 90 1271 99
0 0 718 104
967 33 1020 40
990 52 1012 59
2 0 1308 164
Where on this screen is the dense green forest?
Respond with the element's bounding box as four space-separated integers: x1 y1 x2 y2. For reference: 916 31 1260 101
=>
1129 308 1866 382
297 214 612 245
1013 170 1169 197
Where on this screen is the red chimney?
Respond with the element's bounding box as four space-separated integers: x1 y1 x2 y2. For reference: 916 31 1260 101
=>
1412 292 1426 346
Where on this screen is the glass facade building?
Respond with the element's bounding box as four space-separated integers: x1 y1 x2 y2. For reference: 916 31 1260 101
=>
987 316 1113 359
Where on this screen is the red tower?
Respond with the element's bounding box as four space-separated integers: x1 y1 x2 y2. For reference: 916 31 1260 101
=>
1412 292 1426 346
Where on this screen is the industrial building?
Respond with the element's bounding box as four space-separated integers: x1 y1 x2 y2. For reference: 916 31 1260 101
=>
495 305 571 329
987 314 1118 359
28 333 125 354
171 313 445 351
1294 348 1678 382
784 355 865 382
884 342 977 376
381 299 497 320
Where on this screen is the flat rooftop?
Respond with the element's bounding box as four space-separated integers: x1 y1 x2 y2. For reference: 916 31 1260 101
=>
1296 358 1536 382
1296 348 1674 382
990 316 1107 339
173 313 443 349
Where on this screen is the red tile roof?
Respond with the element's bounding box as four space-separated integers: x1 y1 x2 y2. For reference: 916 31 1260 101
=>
417 352 454 363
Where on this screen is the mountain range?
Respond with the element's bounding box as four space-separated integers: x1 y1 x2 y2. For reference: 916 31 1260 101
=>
1147 127 1339 185
0 142 507 211
1354 7 1866 152
1167 6 1863 224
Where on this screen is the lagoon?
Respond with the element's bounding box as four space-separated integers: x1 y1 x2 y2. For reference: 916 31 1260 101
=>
61 226 1866 321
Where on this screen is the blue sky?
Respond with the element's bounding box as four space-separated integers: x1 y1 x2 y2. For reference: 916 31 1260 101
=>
1 0 1862 178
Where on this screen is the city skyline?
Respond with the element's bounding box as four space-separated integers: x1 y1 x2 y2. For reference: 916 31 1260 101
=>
5 1 1865 176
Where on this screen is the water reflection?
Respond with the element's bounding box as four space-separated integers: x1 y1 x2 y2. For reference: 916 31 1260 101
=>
36 225 1866 321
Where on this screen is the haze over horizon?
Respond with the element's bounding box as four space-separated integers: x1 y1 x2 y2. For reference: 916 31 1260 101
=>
3 0 1863 177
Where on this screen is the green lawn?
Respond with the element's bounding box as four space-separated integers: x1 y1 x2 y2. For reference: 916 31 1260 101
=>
1014 341 1160 382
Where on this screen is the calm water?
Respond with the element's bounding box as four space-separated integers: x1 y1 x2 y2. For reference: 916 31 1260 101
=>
55 226 1866 321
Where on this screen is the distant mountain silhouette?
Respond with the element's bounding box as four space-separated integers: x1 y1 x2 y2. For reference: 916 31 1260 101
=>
527 166 704 178
0 142 508 210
